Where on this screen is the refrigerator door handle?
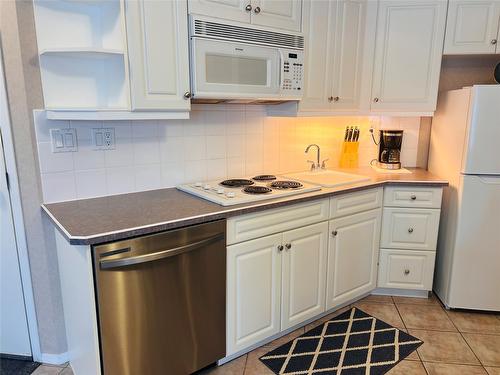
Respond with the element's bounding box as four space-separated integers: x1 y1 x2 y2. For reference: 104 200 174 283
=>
478 176 500 184
99 233 224 270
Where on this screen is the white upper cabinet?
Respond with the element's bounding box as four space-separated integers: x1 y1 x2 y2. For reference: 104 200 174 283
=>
125 0 191 111
326 208 382 309
251 0 303 32
370 1 447 113
188 0 302 31
187 0 251 23
281 222 328 330
444 0 500 55
299 0 376 113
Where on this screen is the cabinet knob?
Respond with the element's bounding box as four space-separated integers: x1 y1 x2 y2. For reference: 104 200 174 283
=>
332 230 338 237
254 6 261 13
333 96 339 102
285 243 292 250
404 269 410 275
328 96 333 102
183 91 192 99
408 227 414 233
410 194 417 200
245 4 252 11
491 39 498 45
373 97 379 103
277 245 284 252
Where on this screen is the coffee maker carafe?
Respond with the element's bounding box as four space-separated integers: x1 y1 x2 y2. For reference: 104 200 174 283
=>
371 129 403 169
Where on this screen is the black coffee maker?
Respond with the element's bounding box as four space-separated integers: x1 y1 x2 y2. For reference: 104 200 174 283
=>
370 129 403 169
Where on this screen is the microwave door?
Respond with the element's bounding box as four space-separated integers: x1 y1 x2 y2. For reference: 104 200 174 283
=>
192 38 280 99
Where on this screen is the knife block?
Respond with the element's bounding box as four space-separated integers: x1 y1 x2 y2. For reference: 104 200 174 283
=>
339 141 359 168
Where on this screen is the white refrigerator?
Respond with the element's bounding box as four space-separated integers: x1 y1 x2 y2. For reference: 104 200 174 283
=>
429 85 500 311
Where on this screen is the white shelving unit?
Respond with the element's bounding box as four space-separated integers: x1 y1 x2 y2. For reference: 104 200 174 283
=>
33 0 130 112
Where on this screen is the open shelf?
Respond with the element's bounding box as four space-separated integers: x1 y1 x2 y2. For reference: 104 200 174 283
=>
39 48 125 57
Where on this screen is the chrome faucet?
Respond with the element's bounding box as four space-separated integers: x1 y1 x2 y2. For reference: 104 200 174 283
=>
305 144 328 171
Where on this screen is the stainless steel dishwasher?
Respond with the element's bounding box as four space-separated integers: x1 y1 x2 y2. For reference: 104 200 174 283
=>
92 220 226 375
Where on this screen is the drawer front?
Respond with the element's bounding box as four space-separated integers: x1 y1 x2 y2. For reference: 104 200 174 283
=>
380 208 440 251
378 249 436 290
330 188 383 219
384 186 442 208
227 199 329 245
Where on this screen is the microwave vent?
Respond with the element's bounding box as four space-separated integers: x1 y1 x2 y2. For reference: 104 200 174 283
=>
193 19 304 50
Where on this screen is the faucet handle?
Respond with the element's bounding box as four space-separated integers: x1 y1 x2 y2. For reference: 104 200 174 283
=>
307 160 317 171
321 159 329 169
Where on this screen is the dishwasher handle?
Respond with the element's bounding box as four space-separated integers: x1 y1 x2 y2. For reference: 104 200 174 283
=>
99 233 224 270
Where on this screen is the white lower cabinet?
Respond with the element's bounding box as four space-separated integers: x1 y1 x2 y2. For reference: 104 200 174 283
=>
226 222 328 355
326 208 382 309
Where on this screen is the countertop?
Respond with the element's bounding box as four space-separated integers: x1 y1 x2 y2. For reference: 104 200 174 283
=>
42 167 448 245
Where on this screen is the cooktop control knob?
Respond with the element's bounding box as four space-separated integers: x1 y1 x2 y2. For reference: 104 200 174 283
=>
217 188 225 194
203 184 211 190
195 182 203 187
226 192 235 198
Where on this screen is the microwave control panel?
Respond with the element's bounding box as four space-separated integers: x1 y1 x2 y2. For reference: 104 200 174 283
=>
281 50 304 95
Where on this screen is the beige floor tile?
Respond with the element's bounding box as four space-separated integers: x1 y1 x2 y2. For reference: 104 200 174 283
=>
386 360 426 374
485 367 500 375
393 293 440 307
32 365 63 375
463 333 500 366
201 355 247 375
397 304 456 331
262 328 305 351
352 302 405 329
304 306 352 332
244 346 275 375
446 310 500 334
408 329 479 365
59 367 74 375
358 295 394 304
423 362 487 374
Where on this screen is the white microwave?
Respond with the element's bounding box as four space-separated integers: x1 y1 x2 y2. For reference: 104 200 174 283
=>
189 16 305 103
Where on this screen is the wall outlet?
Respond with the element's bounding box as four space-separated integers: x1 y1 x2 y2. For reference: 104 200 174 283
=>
50 128 77 153
92 128 115 150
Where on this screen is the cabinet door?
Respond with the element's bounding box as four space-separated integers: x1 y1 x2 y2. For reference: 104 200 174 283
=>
281 222 328 330
326 209 381 309
330 0 376 111
371 1 447 112
126 0 191 110
298 0 335 111
251 0 302 31
227 234 282 355
444 1 500 55
187 0 250 23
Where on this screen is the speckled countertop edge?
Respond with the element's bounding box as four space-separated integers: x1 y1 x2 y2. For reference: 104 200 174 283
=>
42 169 448 246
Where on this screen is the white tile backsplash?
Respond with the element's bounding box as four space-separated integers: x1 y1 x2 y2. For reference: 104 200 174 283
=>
34 107 422 203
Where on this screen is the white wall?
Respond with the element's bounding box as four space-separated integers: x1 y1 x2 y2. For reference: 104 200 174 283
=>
34 105 421 203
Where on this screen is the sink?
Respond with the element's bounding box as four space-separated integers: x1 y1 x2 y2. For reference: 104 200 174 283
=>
282 170 370 188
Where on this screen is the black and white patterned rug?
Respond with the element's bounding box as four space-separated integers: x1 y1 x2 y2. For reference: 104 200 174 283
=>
260 307 422 374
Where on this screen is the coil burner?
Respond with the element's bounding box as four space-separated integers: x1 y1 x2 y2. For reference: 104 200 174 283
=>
270 180 303 190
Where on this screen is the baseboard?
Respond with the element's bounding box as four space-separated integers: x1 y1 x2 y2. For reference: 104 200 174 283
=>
40 352 69 365
372 288 429 298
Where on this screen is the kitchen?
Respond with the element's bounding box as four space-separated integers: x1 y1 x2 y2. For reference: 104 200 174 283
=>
0 1 499 375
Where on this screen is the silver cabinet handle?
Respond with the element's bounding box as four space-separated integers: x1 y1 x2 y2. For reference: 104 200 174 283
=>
404 269 410 275
100 233 224 269
491 39 498 45
408 228 414 233
410 194 417 200
285 243 292 249
332 230 338 237
373 97 379 103
183 91 192 99
328 96 333 102
254 6 261 13
245 4 252 11
333 96 339 102
278 245 284 252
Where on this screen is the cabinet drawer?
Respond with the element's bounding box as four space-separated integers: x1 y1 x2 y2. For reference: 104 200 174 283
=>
380 208 440 251
384 186 442 208
227 199 329 245
330 188 383 219
378 249 436 290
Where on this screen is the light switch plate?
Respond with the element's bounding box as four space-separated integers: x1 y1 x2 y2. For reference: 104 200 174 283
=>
92 128 115 150
50 128 77 153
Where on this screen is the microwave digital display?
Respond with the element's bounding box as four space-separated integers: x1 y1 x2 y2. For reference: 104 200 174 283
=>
288 53 297 59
